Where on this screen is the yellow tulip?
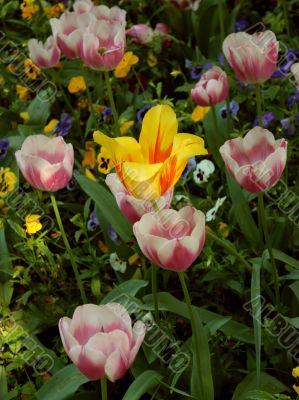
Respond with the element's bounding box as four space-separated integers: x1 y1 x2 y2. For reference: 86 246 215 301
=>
94 105 207 200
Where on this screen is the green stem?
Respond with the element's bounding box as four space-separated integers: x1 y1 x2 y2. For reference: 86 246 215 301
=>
178 272 203 400
85 82 97 131
255 84 263 126
281 0 291 36
257 193 280 307
104 71 120 137
50 194 87 303
101 377 108 400
152 264 159 323
206 230 251 272
211 106 224 143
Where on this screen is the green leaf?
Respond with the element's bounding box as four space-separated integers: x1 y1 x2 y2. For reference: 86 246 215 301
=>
0 227 13 308
232 372 287 400
35 364 89 400
122 370 163 400
243 390 275 400
101 280 148 305
289 281 299 301
26 92 55 126
251 261 262 388
75 174 132 242
0 366 8 400
272 249 299 269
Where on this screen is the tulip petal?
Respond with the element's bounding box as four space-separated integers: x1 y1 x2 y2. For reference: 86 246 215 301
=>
243 127 276 163
69 345 106 380
105 348 129 382
129 321 146 364
139 105 177 163
59 317 79 352
86 330 130 360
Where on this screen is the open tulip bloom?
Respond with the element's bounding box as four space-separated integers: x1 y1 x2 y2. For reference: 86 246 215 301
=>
219 127 287 193
222 31 279 84
59 303 146 381
15 135 74 192
28 36 61 68
94 105 207 200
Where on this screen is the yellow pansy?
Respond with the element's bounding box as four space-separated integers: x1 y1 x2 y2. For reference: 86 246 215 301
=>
24 214 42 235
94 105 207 200
82 141 96 168
24 59 40 80
20 112 29 123
20 0 39 19
0 199 9 215
191 106 210 122
0 168 17 197
44 119 59 134
120 120 134 136
16 85 30 101
44 3 65 17
97 147 113 174
114 52 139 78
68 76 87 94
293 366 299 394
85 169 96 181
147 50 157 67
218 222 229 238
77 98 89 110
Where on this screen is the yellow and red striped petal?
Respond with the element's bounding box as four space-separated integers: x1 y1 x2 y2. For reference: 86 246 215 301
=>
139 105 177 164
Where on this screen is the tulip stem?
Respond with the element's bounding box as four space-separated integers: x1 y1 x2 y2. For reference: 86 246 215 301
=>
206 230 251 272
104 71 121 137
255 84 263 126
152 264 159 323
178 272 203 400
257 193 280 307
101 377 108 400
50 194 87 304
85 81 97 132
281 0 291 37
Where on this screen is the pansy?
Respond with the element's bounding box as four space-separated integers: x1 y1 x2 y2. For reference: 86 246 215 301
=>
253 112 275 128
82 141 96 168
94 105 207 200
191 106 210 122
114 51 139 78
16 85 30 101
0 168 17 197
137 104 153 124
206 196 226 222
24 59 40 80
68 76 87 93
51 114 73 137
193 159 215 185
24 214 42 235
0 139 10 160
110 252 127 273
281 118 296 137
181 157 196 179
97 148 113 174
20 0 39 20
220 100 239 119
87 211 100 231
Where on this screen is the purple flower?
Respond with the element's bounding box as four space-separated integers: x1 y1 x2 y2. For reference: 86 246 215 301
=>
102 107 113 121
181 157 196 179
87 211 100 231
218 52 225 66
220 100 239 119
108 224 118 242
234 19 250 32
137 104 153 124
0 139 9 160
281 118 296 137
273 49 299 79
253 112 275 128
288 89 299 109
203 62 214 70
190 66 202 79
52 113 73 137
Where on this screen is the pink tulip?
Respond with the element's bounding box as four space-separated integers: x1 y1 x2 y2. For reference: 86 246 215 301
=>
133 206 205 272
73 0 94 14
28 36 61 68
106 173 173 224
59 303 146 381
50 12 92 59
191 66 229 107
291 63 299 87
15 135 74 192
219 127 287 193
222 31 279 84
81 19 126 70
126 24 155 45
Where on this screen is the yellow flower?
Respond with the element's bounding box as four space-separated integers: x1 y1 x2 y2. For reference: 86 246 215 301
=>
85 169 96 181
129 253 140 266
24 214 42 235
97 147 113 174
0 199 9 215
44 119 59 134
82 141 96 168
0 168 17 197
293 367 299 378
16 85 30 101
120 120 134 136
68 76 87 94
20 112 29 123
191 106 210 122
218 222 229 238
147 50 157 67
24 59 40 80
114 51 139 78
94 105 207 200
20 0 39 20
44 3 65 17
77 98 89 110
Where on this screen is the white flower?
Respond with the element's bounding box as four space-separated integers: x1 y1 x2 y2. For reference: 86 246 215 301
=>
109 252 127 273
193 159 215 185
206 196 226 222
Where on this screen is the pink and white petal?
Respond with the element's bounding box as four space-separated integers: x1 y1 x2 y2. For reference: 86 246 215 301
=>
69 345 106 380
264 147 287 184
62 143 74 177
243 127 276 163
129 321 146 364
20 135 52 156
20 155 51 190
86 329 130 360
59 317 79 352
40 163 71 192
70 304 104 344
104 348 129 382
